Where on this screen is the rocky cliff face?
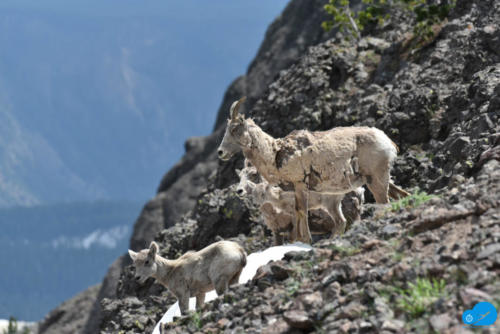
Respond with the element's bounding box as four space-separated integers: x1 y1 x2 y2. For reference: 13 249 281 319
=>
131 0 338 254
35 285 100 334
38 0 500 333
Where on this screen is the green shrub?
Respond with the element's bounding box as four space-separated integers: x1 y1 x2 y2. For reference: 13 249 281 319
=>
286 279 301 296
322 0 456 41
329 243 361 256
390 188 435 211
190 311 203 330
394 278 447 318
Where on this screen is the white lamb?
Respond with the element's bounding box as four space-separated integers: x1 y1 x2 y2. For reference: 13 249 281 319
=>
236 159 364 244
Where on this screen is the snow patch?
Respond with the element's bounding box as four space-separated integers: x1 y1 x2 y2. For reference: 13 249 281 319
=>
152 242 313 334
50 225 129 250
0 319 34 332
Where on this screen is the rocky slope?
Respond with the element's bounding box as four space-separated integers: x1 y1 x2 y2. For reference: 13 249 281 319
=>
35 285 100 334
39 0 500 332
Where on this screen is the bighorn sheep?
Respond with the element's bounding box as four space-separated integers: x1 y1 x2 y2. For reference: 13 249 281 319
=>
128 240 247 314
218 97 409 243
236 159 365 244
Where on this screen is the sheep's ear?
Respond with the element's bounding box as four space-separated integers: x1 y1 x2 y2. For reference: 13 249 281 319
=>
230 96 246 121
128 250 138 262
148 241 158 258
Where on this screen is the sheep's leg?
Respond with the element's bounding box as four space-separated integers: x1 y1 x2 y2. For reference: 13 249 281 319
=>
261 205 282 245
366 171 390 204
289 207 298 242
289 213 298 243
214 277 229 295
294 183 312 244
326 196 347 236
229 268 243 286
177 293 190 315
319 194 341 232
195 293 205 310
273 231 284 245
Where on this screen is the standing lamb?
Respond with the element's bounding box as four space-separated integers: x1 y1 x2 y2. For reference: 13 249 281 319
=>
218 97 409 244
236 159 365 244
128 240 247 314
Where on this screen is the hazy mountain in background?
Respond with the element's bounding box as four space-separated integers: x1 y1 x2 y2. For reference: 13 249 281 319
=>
0 0 288 206
0 201 143 320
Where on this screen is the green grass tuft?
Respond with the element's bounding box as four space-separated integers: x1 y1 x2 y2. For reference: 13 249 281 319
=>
322 0 455 42
390 188 436 212
190 311 203 330
394 278 447 318
329 244 361 257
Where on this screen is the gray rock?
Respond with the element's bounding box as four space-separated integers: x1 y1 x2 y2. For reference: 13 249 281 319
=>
83 255 130 334
381 319 404 332
448 136 471 158
477 243 500 260
381 224 401 239
37 285 100 334
429 313 452 332
337 301 367 320
283 310 313 330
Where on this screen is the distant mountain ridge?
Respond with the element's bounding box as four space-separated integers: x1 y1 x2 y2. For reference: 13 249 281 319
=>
0 0 288 206
0 200 143 321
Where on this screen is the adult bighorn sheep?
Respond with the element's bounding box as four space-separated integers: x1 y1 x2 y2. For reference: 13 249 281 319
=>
129 240 247 314
218 97 409 243
236 159 365 244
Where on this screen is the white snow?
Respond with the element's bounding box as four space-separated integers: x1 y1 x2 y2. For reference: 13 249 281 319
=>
152 242 313 334
0 319 35 332
50 225 129 250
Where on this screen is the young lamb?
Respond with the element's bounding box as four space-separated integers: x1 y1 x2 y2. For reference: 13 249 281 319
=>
128 240 247 314
218 97 409 243
236 160 365 244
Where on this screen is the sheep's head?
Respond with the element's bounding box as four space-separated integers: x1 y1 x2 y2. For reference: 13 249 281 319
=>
218 97 251 161
128 241 159 284
236 161 261 197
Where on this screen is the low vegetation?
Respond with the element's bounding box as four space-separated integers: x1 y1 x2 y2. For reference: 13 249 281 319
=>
393 277 447 318
329 243 361 257
322 0 456 41
390 188 435 211
189 311 203 330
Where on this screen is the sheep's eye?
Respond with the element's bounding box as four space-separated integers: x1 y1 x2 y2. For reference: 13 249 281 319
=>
230 123 244 135
250 173 260 183
145 260 150 265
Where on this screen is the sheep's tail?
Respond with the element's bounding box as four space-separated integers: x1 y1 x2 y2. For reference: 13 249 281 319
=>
390 139 399 153
388 182 410 200
239 247 247 267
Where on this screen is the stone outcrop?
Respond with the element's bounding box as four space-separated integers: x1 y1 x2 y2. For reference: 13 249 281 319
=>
36 285 100 334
